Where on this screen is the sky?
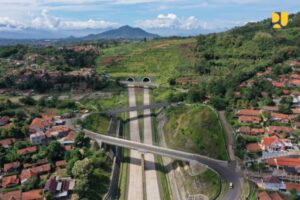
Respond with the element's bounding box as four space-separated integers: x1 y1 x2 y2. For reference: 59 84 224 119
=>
0 0 299 38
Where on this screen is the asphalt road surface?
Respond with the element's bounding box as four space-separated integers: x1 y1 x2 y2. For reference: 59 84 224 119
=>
84 130 243 200
143 87 161 200
127 87 143 200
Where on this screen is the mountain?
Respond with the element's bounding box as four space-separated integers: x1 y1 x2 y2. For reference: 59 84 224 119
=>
82 25 160 40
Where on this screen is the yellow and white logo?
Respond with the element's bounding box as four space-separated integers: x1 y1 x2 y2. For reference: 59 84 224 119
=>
272 12 289 29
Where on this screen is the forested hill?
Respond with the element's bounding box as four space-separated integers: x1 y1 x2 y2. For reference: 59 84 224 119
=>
194 12 300 92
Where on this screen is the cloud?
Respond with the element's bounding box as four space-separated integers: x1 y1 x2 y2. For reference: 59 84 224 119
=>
137 13 206 30
0 9 117 31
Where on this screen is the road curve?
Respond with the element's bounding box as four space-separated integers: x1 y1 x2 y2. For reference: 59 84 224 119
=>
84 130 243 200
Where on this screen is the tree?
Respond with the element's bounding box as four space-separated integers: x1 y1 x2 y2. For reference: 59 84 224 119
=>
47 141 63 162
75 132 90 148
210 96 228 110
289 189 298 200
187 88 206 103
19 96 36 106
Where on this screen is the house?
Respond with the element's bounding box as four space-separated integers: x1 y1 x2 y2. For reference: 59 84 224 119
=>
257 191 271 200
58 132 75 145
44 177 75 199
267 126 294 136
261 106 278 112
30 132 46 145
4 161 20 173
17 146 37 155
270 113 290 123
293 122 300 129
292 108 300 114
1 175 19 188
55 160 67 168
238 116 261 124
29 118 51 133
20 169 37 184
0 116 10 126
291 74 300 80
261 176 286 191
261 136 293 152
0 138 15 148
272 81 285 88
285 182 300 196
46 126 70 139
246 143 263 153
236 109 260 116
289 79 300 87
22 189 43 200
0 190 21 200
31 164 51 175
266 157 300 168
237 127 265 136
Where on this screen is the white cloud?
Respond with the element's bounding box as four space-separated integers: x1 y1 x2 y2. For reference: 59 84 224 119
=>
137 13 206 30
0 9 117 31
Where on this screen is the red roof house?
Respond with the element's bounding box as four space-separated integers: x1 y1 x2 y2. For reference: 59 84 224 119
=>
4 161 20 173
238 116 261 124
0 190 21 200
20 169 37 184
17 146 37 155
22 189 43 200
0 138 15 148
236 109 260 116
1 175 19 188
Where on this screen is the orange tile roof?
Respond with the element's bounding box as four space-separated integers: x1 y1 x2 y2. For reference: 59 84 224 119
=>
292 108 300 114
272 81 285 88
0 190 21 200
261 106 278 112
29 118 50 130
17 146 37 155
268 126 294 134
237 109 260 116
291 74 300 79
2 175 19 188
0 138 15 147
266 157 300 167
4 161 20 172
271 112 289 120
246 143 263 152
21 189 43 200
290 79 300 85
257 191 272 200
286 182 300 193
269 192 283 200
20 169 37 182
238 116 261 124
31 164 51 174
46 126 70 138
262 136 279 146
55 160 67 168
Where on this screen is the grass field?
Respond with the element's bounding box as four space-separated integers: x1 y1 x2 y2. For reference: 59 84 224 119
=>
96 38 197 83
81 114 111 134
164 104 228 160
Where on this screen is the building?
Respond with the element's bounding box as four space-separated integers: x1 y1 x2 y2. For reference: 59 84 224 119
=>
261 176 286 191
266 157 300 168
285 182 300 196
46 126 70 139
246 143 263 153
257 191 283 200
267 126 294 136
55 160 67 168
238 116 261 124
4 161 20 173
0 138 15 148
1 175 19 188
22 189 43 200
236 109 261 116
17 146 37 155
0 190 21 200
237 127 265 136
261 136 293 152
20 169 37 184
30 132 46 145
44 177 75 199
270 113 290 123
31 164 51 175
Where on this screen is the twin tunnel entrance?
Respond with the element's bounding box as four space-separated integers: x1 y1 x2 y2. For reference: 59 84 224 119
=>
127 77 151 83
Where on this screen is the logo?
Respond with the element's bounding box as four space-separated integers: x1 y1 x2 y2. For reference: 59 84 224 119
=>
272 12 289 29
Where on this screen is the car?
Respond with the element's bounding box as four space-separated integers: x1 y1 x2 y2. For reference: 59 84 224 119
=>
229 182 234 189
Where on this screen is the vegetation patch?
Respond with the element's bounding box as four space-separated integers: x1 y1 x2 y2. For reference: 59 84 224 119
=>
164 104 228 160
81 114 111 134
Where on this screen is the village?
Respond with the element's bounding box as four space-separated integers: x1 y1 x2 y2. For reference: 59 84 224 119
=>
234 61 300 199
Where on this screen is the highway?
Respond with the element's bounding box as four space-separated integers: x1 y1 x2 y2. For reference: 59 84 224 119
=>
143 87 161 200
84 129 243 200
126 87 143 200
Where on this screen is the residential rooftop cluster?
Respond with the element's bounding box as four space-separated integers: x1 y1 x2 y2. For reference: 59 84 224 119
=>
0 114 76 199
233 61 300 198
